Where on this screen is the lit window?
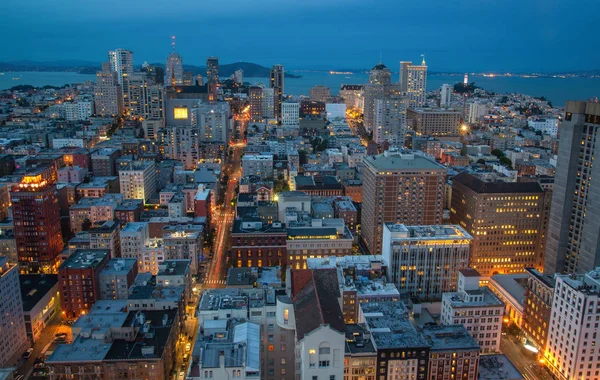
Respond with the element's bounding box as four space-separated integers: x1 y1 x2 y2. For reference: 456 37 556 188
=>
174 107 188 119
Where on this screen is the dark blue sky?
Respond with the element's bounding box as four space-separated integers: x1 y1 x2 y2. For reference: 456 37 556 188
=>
1 0 597 72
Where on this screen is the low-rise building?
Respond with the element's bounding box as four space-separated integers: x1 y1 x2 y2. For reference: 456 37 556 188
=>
19 274 60 343
441 269 505 353
522 268 554 352
98 258 138 300
422 324 480 380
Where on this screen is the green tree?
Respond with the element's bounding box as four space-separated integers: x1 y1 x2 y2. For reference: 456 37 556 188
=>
298 150 308 165
491 149 504 158
499 156 513 169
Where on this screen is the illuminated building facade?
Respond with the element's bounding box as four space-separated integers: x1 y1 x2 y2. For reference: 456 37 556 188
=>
11 174 64 273
0 256 29 367
94 62 123 117
58 249 110 318
248 86 263 122
544 268 600 380
309 85 330 102
230 219 287 268
374 95 408 145
165 51 183 86
407 107 462 137
286 224 353 270
269 64 284 121
400 60 428 108
522 268 554 352
450 172 548 276
361 149 447 255
382 223 472 300
108 48 133 86
118 160 157 202
545 101 600 274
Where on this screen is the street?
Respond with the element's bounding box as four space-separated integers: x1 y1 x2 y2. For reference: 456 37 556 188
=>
14 311 72 379
203 141 245 289
499 335 552 380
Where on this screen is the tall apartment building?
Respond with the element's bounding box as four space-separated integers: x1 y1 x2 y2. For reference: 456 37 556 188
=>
522 268 554 352
281 101 299 126
270 64 284 121
441 269 505 354
545 101 600 274
0 256 28 367
286 221 353 270
197 102 231 142
468 102 488 124
58 249 110 318
206 56 219 84
544 267 600 380
450 172 548 276
98 258 138 300
11 173 63 273
91 148 121 176
310 85 330 102
108 48 133 85
440 83 453 107
262 87 275 119
363 63 391 132
408 107 462 136
400 59 428 107
361 149 447 255
163 226 203 274
382 223 472 300
166 51 183 86
248 86 263 122
119 160 157 202
94 62 123 116
374 95 408 145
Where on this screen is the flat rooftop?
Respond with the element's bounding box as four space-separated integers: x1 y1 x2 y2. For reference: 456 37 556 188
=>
157 259 190 277
19 274 59 312
361 301 428 349
60 249 109 270
385 223 473 241
421 325 479 351
364 150 446 172
443 286 504 308
478 354 524 380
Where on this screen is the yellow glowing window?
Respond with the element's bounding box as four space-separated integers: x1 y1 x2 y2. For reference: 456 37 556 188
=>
173 107 188 119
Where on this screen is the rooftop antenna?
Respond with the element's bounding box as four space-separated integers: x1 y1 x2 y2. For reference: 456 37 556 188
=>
421 54 426 66
171 35 176 52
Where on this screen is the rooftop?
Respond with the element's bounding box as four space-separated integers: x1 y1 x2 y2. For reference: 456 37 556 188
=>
385 223 473 241
421 325 479 351
364 150 446 172
478 354 524 380
100 259 137 276
489 274 528 307
443 286 504 308
60 249 109 270
453 172 543 194
19 274 59 312
361 301 428 349
157 259 190 277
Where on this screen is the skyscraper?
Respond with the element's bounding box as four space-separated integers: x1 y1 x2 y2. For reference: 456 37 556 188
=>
0 256 28 367
206 56 219 84
94 62 123 116
270 64 284 122
248 86 263 122
545 101 600 274
361 149 447 255
11 172 64 273
108 48 133 85
363 63 392 132
166 52 183 86
400 58 428 107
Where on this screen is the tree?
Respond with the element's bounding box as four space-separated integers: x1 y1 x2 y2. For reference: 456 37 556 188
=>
535 130 543 136
499 156 513 169
81 218 92 231
298 150 308 165
491 149 504 158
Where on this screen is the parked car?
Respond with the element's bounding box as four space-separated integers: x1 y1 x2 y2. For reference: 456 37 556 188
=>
23 348 33 359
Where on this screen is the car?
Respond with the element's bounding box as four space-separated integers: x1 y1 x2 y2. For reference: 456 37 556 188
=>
178 371 185 380
34 362 46 369
32 371 47 377
185 343 191 352
55 332 68 338
23 348 34 359
54 337 66 342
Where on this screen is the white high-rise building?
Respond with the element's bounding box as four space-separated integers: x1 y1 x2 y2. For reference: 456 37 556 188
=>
0 256 29 367
197 102 231 143
166 52 183 86
234 69 243 84
400 59 428 108
281 101 299 126
108 48 134 85
440 83 453 107
382 223 473 300
374 95 408 145
119 161 157 202
545 268 600 380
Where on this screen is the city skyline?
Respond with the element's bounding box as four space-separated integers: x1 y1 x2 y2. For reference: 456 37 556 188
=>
1 0 599 72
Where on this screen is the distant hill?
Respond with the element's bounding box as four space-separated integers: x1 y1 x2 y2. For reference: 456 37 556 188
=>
153 61 301 79
0 60 300 78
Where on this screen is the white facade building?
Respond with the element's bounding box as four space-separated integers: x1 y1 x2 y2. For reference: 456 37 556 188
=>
120 222 150 261
325 103 346 120
64 101 93 121
165 52 183 85
404 60 428 108
119 160 157 202
545 268 600 380
440 83 453 107
52 138 85 149
108 48 134 85
528 118 559 138
262 87 275 119
468 102 488 124
382 223 472 300
441 269 505 354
